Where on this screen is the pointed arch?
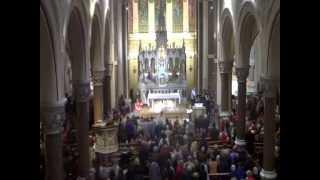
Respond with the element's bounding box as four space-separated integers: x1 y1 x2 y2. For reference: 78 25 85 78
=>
66 6 88 82
266 11 280 81
40 4 61 105
237 1 261 67
221 8 235 63
90 13 103 71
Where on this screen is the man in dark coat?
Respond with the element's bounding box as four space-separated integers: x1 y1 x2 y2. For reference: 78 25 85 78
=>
149 158 161 180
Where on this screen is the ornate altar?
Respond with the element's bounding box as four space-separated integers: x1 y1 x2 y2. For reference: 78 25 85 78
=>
137 0 187 106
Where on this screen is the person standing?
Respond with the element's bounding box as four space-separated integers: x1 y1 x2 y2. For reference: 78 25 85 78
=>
191 88 196 105
149 159 161 180
175 160 184 180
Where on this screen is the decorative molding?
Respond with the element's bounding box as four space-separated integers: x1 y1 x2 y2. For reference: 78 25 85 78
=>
74 81 91 102
218 61 233 74
92 70 105 86
41 105 65 135
236 66 250 83
106 62 114 77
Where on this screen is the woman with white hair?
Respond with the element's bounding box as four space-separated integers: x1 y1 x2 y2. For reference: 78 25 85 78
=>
230 164 237 177
165 125 172 145
246 170 255 180
252 166 260 180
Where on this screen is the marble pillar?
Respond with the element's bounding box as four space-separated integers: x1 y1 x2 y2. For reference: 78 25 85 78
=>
92 70 105 127
218 61 233 133
123 3 129 99
235 66 249 146
197 0 203 92
207 0 217 99
202 0 208 91
103 75 112 115
260 77 277 180
74 81 91 179
40 103 65 180
218 61 233 116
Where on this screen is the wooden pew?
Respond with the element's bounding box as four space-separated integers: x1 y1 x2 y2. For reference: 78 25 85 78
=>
208 172 231 176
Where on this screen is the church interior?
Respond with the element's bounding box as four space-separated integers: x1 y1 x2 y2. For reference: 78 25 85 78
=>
40 0 280 180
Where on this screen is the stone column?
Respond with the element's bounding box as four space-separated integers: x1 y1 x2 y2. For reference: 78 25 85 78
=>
208 0 217 100
116 0 124 98
104 74 112 115
202 0 208 91
40 103 65 180
197 0 203 92
92 70 105 127
218 61 233 116
260 77 277 180
123 2 129 99
235 66 249 146
74 81 91 179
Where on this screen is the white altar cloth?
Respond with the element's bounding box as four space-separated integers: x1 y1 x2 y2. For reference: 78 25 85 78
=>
147 92 181 106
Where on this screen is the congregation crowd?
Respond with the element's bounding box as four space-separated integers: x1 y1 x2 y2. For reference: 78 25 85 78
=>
40 89 280 180
91 90 280 180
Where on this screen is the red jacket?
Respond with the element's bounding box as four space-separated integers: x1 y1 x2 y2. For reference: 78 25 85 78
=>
247 175 255 180
175 165 184 180
219 132 230 144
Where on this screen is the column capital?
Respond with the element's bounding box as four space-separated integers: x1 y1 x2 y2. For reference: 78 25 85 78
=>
40 104 65 135
73 81 91 102
260 169 277 179
106 62 114 77
261 77 277 98
92 70 105 86
236 66 250 83
218 61 233 74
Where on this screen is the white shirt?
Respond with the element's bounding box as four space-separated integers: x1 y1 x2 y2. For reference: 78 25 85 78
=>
99 166 111 179
191 89 196 98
